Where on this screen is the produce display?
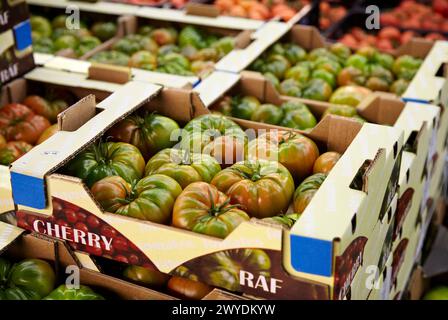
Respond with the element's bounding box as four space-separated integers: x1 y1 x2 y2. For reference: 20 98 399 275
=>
213 0 304 21
319 1 347 30
2 0 448 303
0 95 68 165
339 27 447 51
0 257 103 300
250 42 423 102
380 0 448 32
64 113 341 241
89 25 235 77
30 15 118 57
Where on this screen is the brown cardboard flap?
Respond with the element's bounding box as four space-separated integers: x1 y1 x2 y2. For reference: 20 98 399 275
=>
357 93 405 126
408 266 428 300
395 38 435 59
234 30 253 50
185 3 219 18
88 63 131 84
117 15 138 37
11 81 162 178
58 95 97 132
289 25 327 50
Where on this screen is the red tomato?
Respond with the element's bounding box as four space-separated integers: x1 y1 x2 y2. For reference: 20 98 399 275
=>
112 236 129 252
74 222 89 234
87 216 101 229
100 225 117 239
65 209 78 224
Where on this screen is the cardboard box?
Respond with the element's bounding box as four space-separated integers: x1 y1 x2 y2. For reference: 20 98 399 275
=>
245 24 437 100
8 79 404 299
0 66 125 216
0 1 34 84
0 221 176 300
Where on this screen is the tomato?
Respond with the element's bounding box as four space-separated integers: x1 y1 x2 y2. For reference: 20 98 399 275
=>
108 114 180 160
250 104 283 125
66 141 145 187
293 173 326 213
279 101 317 130
312 69 336 88
322 104 357 119
23 96 68 123
145 148 221 189
91 174 182 224
248 131 319 182
329 86 372 107
44 285 104 300
211 160 294 218
262 212 301 228
390 79 409 96
0 258 56 300
392 55 422 80
200 249 271 292
128 51 157 71
313 151 341 174
283 44 307 65
302 79 333 101
337 67 366 87
330 43 351 61
123 265 170 288
172 182 249 238
285 65 310 84
168 276 212 300
0 104 51 144
180 114 246 156
37 124 58 145
0 141 33 166
30 16 52 38
263 54 291 79
230 96 260 120
202 135 246 168
91 22 117 42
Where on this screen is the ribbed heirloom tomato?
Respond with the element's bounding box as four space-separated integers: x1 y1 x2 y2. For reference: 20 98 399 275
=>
293 173 327 213
67 141 145 187
108 114 180 160
313 151 341 174
91 174 182 224
168 266 213 300
23 96 68 123
248 131 319 182
0 258 56 300
145 148 221 189
123 265 170 288
0 141 33 166
211 159 294 218
172 182 250 238
0 103 50 144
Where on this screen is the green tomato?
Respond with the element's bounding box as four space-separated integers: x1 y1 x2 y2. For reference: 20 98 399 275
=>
54 34 79 51
145 148 222 189
390 79 410 96
269 43 285 56
323 104 357 118
178 26 205 49
263 213 301 228
312 69 336 88
0 258 56 300
285 65 310 84
44 285 104 300
231 96 260 120
263 54 291 79
33 37 54 54
423 286 448 300
392 55 422 80
51 15 67 29
302 79 333 101
279 79 302 97
159 44 180 56
314 57 342 75
250 104 283 125
75 36 101 57
128 50 157 70
30 16 52 38
263 72 280 90
158 53 190 70
112 37 142 55
308 48 338 62
66 141 145 188
373 52 395 71
89 50 130 66
283 44 307 65
211 36 235 57
329 85 372 107
330 43 351 61
138 25 154 36
346 54 369 73
280 102 316 129
91 22 117 41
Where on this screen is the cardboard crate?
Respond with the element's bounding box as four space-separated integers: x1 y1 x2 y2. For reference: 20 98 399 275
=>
0 221 176 300
7 79 405 299
28 0 292 87
0 66 128 216
0 0 34 84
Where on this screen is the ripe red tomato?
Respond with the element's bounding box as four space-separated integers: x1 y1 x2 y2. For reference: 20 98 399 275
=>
65 210 78 224
87 216 101 229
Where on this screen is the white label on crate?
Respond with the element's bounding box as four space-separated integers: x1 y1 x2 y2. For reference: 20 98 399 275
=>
380 266 392 300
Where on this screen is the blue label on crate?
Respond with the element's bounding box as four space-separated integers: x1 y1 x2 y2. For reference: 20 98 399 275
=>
13 19 32 51
290 234 333 277
10 172 46 209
